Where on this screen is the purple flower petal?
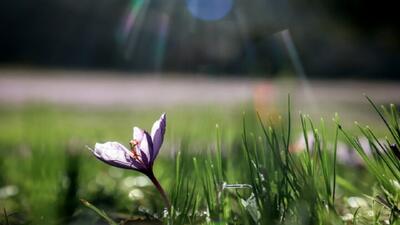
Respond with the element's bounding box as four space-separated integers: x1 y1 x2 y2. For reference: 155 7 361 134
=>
92 142 137 170
150 113 166 160
140 149 149 166
133 127 153 162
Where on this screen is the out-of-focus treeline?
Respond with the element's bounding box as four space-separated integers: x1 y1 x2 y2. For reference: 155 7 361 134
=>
0 0 399 78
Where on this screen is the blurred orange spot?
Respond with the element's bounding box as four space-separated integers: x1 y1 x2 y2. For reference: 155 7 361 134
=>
253 81 278 122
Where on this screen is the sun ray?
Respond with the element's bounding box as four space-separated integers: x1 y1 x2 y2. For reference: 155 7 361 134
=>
279 29 318 113
117 0 150 60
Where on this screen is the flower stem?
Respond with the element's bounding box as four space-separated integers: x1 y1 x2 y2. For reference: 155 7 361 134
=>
147 170 171 210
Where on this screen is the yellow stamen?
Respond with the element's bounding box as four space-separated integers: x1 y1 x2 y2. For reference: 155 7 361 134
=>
129 139 143 163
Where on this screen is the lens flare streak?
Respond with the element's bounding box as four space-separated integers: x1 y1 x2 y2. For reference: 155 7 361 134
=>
122 0 145 42
154 14 170 71
118 0 150 59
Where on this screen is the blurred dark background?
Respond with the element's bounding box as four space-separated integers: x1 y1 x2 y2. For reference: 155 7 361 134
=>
0 0 399 78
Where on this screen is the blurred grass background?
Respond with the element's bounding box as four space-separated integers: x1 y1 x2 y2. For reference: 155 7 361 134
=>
0 94 391 224
0 102 253 224
1 0 399 223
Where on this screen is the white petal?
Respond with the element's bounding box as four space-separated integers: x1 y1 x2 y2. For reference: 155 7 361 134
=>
150 113 166 160
133 127 144 141
93 142 135 169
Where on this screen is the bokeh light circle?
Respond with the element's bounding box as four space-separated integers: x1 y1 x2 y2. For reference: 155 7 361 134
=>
186 0 234 21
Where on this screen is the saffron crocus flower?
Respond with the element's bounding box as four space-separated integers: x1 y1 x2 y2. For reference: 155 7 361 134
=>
89 113 170 208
